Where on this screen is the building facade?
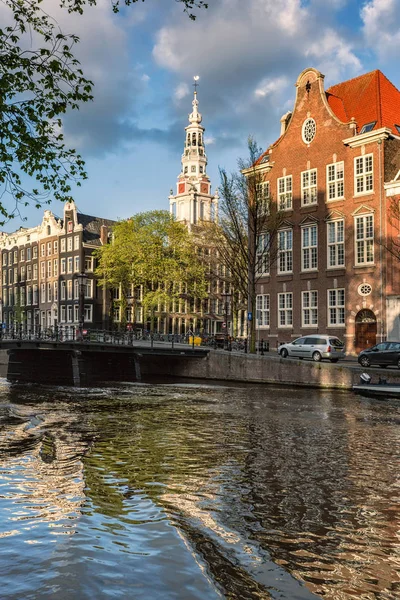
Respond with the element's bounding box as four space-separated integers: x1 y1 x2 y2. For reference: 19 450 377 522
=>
254 67 400 354
0 202 113 336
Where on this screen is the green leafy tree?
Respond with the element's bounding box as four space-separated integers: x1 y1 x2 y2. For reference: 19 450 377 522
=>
95 210 207 331
0 0 209 224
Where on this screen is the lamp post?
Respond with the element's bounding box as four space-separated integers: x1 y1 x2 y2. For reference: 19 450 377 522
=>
221 292 231 350
77 272 88 341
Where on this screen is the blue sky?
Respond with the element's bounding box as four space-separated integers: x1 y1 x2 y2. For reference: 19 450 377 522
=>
3 0 400 229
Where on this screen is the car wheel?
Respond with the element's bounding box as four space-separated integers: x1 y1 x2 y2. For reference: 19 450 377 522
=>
359 356 371 368
330 359 339 363
312 351 322 362
280 348 288 358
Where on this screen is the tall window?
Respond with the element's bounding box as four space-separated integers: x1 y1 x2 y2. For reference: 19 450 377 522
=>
301 169 317 205
60 306 66 322
74 256 80 272
327 220 344 268
61 238 66 253
328 289 345 325
53 259 58 277
355 214 374 264
256 181 270 215
67 280 73 299
256 233 270 275
47 260 51 277
278 176 292 210
47 282 52 302
74 279 79 299
302 225 318 270
355 154 373 194
85 279 93 299
278 229 293 273
53 281 58 301
74 235 79 250
302 291 318 326
40 283 46 303
84 305 93 322
61 281 66 300
40 262 45 278
47 242 52 256
67 305 73 322
67 257 73 273
61 258 66 274
278 292 293 327
256 294 270 327
67 237 73 251
327 161 344 200
33 264 38 279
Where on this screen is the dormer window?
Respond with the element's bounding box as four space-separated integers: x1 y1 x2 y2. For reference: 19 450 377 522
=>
359 121 377 134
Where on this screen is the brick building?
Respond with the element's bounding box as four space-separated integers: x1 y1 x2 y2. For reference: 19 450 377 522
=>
0 201 113 335
254 67 400 354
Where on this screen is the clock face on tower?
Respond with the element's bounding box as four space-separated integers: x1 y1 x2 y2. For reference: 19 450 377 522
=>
178 183 185 194
200 183 208 194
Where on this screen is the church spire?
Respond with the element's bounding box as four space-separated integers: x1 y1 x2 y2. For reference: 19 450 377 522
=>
169 77 218 225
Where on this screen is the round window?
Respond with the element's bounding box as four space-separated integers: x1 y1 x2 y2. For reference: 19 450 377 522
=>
302 118 316 144
358 283 372 297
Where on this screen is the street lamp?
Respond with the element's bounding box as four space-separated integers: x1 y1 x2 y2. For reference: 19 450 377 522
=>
76 272 88 341
221 292 231 350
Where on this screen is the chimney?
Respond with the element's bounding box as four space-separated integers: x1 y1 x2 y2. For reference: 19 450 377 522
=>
100 224 109 245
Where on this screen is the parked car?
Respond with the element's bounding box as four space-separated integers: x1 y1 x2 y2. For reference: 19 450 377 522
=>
358 341 400 369
278 335 345 362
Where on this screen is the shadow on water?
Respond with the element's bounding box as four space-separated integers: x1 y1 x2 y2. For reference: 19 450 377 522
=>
0 378 399 599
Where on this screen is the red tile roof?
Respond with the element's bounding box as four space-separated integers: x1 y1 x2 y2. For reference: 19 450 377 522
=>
326 70 400 132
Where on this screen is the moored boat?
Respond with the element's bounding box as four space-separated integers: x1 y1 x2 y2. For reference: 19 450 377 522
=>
353 373 400 399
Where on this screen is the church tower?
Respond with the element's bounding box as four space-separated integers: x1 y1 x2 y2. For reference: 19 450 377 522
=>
169 78 218 224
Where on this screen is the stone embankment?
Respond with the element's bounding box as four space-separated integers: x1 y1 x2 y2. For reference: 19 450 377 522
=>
142 349 400 390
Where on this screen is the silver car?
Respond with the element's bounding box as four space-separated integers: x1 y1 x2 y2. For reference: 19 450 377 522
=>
279 335 345 362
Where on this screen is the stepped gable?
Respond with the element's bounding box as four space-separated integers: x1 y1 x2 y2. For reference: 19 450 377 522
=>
326 69 400 132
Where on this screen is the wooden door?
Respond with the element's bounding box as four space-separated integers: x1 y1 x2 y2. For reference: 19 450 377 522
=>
355 322 377 353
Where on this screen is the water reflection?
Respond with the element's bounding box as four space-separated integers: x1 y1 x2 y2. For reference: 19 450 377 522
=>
0 380 399 599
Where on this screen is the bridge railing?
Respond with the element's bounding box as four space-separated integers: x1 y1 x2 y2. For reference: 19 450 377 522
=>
0 325 269 353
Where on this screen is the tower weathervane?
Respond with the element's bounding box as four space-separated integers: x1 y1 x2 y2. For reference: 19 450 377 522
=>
193 75 200 92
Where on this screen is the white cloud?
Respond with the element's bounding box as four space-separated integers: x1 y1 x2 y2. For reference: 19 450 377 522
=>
254 76 289 98
174 83 190 102
361 0 400 59
204 136 216 145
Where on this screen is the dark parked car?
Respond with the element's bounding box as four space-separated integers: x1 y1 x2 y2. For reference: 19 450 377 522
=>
358 341 400 368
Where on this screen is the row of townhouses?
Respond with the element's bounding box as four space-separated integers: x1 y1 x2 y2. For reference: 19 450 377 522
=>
1 67 400 352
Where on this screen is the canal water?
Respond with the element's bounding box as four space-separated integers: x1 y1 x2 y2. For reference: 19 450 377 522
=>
0 379 399 600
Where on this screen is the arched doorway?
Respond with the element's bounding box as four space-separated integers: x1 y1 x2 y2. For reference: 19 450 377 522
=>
355 309 377 352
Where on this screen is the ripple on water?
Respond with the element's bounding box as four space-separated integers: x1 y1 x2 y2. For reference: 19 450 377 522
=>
0 382 399 599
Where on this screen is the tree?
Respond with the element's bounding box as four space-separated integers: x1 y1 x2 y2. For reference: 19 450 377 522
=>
216 137 283 353
95 210 207 331
0 0 208 225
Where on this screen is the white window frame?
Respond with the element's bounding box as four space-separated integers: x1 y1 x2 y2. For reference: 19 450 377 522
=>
278 229 293 274
67 257 73 273
53 281 58 301
256 181 270 215
328 288 345 326
84 304 93 322
61 258 66 274
53 259 58 277
256 233 270 276
256 294 270 328
67 280 73 300
61 238 66 253
355 214 374 265
74 235 80 250
47 242 52 256
355 154 373 195
278 292 293 327
327 161 344 201
40 283 46 303
74 256 80 273
85 279 93 299
327 219 345 268
60 305 66 323
74 279 79 299
67 305 73 322
61 281 66 300
301 290 318 327
85 256 94 272
67 237 73 251
278 176 292 210
301 224 318 271
47 282 52 303
74 305 79 322
301 169 317 205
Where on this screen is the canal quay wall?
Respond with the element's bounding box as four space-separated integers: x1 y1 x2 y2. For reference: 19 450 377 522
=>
141 350 400 390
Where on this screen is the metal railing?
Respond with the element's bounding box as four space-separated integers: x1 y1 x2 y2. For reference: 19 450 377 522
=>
0 325 270 354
